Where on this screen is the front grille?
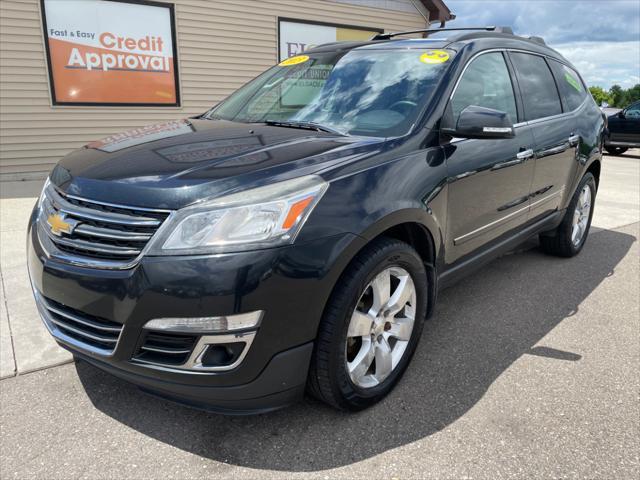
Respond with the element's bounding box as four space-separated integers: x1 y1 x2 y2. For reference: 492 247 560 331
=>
40 296 123 354
37 183 171 268
134 331 198 366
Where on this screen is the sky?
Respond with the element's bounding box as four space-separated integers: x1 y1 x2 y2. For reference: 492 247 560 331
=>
443 0 640 89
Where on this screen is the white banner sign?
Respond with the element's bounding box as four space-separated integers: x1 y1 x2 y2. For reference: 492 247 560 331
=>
278 19 382 61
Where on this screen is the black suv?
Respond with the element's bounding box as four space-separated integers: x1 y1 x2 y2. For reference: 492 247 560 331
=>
605 100 640 155
28 27 604 413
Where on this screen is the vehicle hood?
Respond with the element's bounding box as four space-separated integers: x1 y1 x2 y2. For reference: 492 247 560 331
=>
51 118 385 209
606 109 622 119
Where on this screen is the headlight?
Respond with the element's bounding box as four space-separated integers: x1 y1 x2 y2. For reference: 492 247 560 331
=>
148 175 328 255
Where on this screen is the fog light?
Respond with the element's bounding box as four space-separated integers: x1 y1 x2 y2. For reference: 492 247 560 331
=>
143 311 263 333
200 342 245 367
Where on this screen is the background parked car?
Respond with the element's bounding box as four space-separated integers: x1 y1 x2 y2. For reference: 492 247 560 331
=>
605 101 640 155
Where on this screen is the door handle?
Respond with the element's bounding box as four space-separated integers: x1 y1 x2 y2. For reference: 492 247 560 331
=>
491 148 534 171
568 134 580 147
516 148 535 160
540 143 569 156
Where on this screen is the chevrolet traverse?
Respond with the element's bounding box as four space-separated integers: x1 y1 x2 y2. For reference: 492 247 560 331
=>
28 27 604 413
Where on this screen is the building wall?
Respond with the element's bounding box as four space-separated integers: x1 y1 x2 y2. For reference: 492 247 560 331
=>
0 0 426 179
329 0 428 16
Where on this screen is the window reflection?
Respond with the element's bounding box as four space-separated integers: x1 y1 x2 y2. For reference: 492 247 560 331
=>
210 50 454 137
450 52 518 125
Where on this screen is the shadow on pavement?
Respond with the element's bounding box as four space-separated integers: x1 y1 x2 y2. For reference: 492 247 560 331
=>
76 227 636 471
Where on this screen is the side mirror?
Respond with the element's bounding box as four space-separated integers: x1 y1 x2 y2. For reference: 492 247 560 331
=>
442 105 515 139
617 110 626 119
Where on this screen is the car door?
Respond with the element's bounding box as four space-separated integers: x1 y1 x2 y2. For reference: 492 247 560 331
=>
442 51 536 264
615 102 640 144
509 52 580 221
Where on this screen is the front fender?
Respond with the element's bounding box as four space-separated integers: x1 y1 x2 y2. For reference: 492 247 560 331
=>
358 207 443 262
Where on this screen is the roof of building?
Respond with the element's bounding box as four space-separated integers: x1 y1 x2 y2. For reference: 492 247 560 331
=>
420 0 456 26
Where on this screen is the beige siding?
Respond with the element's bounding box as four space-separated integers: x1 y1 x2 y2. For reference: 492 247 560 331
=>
0 0 425 177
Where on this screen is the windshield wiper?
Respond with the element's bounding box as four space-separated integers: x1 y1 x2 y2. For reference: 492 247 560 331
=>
262 120 346 136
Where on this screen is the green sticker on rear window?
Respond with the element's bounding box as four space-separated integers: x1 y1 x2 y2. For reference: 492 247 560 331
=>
565 72 583 93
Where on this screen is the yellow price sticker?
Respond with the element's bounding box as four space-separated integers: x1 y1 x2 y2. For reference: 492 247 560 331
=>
420 50 450 64
279 55 310 66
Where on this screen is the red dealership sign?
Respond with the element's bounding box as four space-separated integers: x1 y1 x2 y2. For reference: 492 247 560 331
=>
41 0 180 106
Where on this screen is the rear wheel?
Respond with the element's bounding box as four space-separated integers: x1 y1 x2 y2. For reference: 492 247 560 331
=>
539 173 596 257
307 237 428 410
605 146 628 155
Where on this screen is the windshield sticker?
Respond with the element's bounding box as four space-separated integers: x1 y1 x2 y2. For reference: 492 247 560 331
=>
279 55 310 67
420 50 449 64
565 72 583 92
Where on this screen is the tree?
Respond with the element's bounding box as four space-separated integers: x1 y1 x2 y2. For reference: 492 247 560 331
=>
625 84 640 104
587 84 640 108
589 86 612 107
609 85 627 108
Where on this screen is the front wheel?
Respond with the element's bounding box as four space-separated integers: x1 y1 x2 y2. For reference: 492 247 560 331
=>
605 146 628 155
539 173 596 257
307 237 428 411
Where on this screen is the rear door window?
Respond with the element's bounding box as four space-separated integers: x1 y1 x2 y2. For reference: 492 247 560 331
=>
549 60 588 111
450 52 518 125
510 52 562 120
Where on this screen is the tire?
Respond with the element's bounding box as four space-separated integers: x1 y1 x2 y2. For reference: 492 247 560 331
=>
605 146 628 155
307 237 428 411
539 173 596 257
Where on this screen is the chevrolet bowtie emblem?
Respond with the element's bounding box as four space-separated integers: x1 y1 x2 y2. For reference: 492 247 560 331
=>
47 213 77 236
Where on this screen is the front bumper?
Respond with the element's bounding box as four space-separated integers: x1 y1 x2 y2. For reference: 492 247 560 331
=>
27 213 360 413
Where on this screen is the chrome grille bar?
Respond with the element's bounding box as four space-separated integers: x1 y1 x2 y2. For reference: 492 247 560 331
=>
74 224 153 242
37 183 172 269
140 345 193 355
47 187 162 227
48 318 119 344
45 304 122 333
35 293 124 356
48 235 141 256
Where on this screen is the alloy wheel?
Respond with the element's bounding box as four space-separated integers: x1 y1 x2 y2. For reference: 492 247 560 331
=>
571 185 592 246
345 266 416 388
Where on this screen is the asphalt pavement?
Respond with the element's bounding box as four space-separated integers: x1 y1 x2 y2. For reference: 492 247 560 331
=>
0 151 638 479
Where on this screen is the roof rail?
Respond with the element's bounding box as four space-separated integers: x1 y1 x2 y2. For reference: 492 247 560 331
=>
371 26 513 41
527 36 546 45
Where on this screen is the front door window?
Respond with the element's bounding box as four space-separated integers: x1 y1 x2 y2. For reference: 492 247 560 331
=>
451 52 518 125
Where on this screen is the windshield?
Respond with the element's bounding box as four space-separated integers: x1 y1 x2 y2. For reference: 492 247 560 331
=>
207 48 454 137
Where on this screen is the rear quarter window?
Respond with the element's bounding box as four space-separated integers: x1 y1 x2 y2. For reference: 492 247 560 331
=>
549 60 588 111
